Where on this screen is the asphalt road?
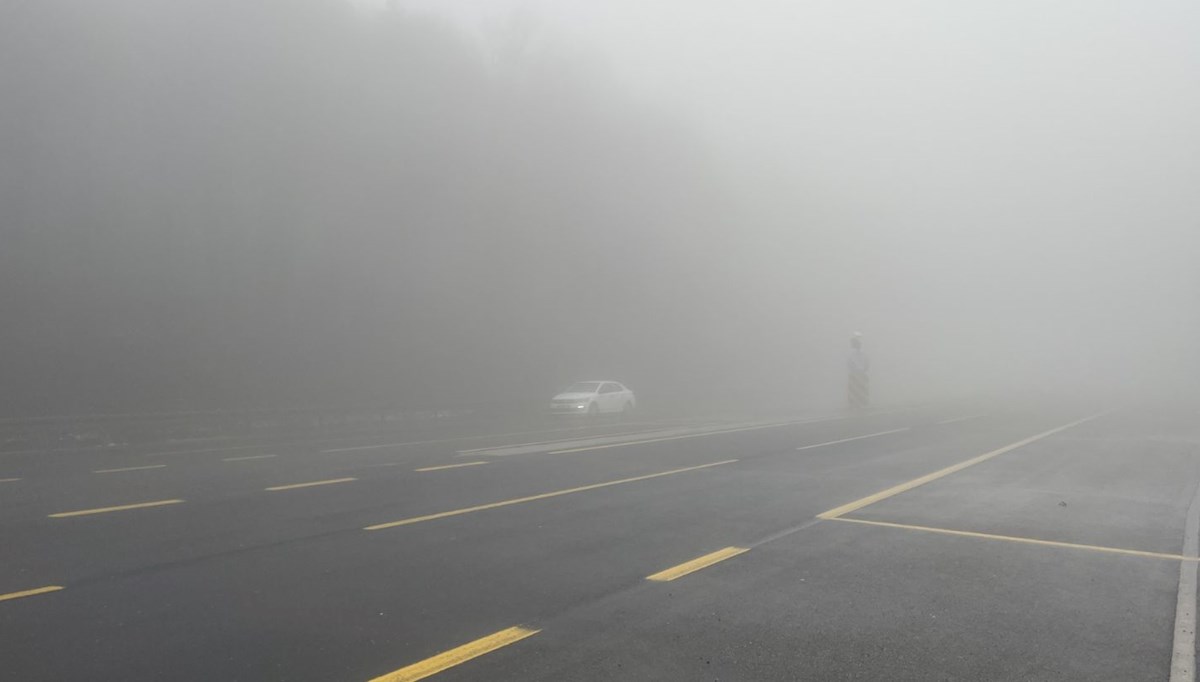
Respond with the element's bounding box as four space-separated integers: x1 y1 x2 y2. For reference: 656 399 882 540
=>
2 402 1197 681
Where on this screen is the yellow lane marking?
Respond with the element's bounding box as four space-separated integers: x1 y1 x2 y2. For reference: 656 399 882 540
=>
0 477 21 483
415 461 489 472
265 477 356 492
49 499 184 518
0 585 64 603
831 516 1195 562
365 459 737 530
547 421 815 455
795 427 910 451
646 546 749 582
222 454 278 462
92 464 167 474
817 412 1106 520
368 626 540 682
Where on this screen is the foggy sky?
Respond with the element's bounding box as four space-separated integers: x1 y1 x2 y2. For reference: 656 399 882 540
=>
2 0 1197 414
402 0 1200 401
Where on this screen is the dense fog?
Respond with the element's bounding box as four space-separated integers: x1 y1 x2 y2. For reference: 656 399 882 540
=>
2 0 1197 415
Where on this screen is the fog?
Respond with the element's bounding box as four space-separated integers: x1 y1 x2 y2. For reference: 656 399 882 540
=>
2 0 1197 415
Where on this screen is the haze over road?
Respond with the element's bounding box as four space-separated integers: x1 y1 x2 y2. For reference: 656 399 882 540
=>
3 403 1197 680
4 1 1200 679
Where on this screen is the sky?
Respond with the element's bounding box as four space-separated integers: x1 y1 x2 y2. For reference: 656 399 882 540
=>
2 0 1197 414
383 0 1200 400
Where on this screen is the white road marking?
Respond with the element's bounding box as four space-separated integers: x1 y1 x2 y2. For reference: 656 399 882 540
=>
222 454 278 462
1171 478 1200 681
320 421 681 454
795 427 910 451
92 464 167 474
936 414 987 425
455 426 686 454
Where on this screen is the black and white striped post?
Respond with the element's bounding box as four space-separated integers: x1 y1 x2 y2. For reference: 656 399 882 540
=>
847 332 870 410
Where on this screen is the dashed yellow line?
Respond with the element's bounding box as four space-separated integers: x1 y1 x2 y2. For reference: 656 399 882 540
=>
646 546 749 581
92 464 167 474
415 461 489 472
817 412 1106 519
49 499 184 518
0 585 64 603
368 626 540 682
265 477 356 492
831 516 1195 562
365 459 737 531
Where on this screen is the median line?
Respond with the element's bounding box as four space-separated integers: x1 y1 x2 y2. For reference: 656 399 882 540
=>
817 412 1107 520
456 426 677 455
646 546 749 582
0 585 64 603
936 414 987 425
795 427 910 451
49 499 184 518
546 421 813 455
265 477 356 492
415 461 488 472
324 423 644 454
92 464 167 474
365 459 738 530
368 625 539 682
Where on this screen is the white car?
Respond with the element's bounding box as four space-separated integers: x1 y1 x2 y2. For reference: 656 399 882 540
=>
549 381 636 416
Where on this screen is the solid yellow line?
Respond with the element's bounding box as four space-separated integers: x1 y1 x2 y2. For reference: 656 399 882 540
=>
92 464 167 474
415 461 489 472
795 427 910 451
646 546 749 581
831 516 1195 562
0 585 64 602
265 477 356 491
547 421 806 454
365 459 737 530
817 412 1106 519
369 626 539 682
49 499 184 518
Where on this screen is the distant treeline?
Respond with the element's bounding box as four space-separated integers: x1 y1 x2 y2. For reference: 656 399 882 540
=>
0 1 740 414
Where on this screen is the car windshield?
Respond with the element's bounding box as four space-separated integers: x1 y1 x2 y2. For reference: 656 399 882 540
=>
564 382 601 393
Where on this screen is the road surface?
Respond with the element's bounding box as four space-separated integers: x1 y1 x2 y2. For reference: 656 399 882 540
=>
2 403 1197 681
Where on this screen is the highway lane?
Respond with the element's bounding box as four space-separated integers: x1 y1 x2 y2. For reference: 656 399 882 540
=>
0 408 921 586
6 402 1185 681
0 413 742 520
